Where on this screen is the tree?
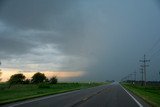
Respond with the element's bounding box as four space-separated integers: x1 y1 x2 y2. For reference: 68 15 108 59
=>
31 72 46 83
50 76 58 84
8 73 26 85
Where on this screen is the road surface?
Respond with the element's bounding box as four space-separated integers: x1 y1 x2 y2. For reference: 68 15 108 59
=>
2 82 150 107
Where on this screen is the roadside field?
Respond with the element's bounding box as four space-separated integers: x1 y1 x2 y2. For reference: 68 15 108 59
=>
123 83 160 107
0 82 106 104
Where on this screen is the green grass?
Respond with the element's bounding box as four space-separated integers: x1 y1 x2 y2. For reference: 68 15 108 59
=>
0 82 106 105
123 83 160 107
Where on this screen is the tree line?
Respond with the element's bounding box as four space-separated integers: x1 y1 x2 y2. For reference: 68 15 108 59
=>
8 72 58 87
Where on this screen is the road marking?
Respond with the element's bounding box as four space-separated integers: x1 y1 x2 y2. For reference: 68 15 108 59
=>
82 97 89 101
5 85 107 107
119 84 143 107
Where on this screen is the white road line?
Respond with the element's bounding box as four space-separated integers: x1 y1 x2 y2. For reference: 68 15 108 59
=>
119 84 143 107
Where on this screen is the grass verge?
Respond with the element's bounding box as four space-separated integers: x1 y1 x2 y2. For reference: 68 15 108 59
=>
0 82 107 105
122 83 160 107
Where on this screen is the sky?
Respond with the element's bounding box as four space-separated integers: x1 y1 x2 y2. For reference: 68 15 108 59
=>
0 0 160 82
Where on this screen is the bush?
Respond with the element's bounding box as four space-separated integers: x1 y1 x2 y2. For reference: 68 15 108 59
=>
0 83 8 90
31 72 46 84
50 76 58 84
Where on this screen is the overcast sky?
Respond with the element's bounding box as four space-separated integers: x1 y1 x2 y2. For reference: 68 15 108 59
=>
0 0 160 81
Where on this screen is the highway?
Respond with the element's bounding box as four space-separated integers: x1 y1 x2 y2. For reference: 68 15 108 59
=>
2 82 150 107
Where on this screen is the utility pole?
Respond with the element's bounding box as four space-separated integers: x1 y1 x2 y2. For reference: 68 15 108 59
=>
140 68 143 86
139 54 150 86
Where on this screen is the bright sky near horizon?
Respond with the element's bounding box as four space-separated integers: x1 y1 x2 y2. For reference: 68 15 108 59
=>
0 0 160 82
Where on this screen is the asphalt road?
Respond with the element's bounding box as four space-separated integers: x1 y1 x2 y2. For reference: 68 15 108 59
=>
2 82 151 107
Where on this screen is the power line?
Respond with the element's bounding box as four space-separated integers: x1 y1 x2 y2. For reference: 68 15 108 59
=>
139 54 150 86
146 37 160 56
149 48 160 60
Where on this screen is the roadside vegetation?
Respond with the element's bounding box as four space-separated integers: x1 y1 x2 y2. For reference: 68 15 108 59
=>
0 72 106 105
123 83 160 107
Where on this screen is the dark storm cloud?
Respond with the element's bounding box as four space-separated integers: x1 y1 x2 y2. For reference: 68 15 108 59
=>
0 0 86 55
0 31 36 59
0 0 87 55
0 0 76 30
0 0 160 81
